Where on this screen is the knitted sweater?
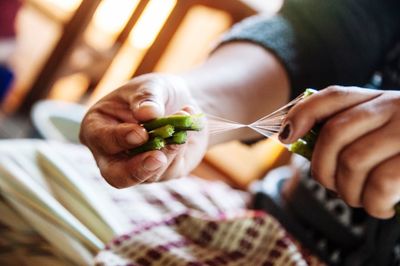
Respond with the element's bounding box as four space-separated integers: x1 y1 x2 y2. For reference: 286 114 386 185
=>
222 0 400 98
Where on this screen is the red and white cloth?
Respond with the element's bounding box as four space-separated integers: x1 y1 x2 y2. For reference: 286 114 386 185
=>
96 209 323 266
0 140 324 265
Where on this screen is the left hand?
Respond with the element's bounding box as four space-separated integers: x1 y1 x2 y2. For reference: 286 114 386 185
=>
279 85 400 219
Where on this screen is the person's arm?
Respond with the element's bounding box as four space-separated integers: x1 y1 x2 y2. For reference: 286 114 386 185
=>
182 42 290 144
220 0 400 98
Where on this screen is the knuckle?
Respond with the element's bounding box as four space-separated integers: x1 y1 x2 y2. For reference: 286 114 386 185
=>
368 171 395 197
324 85 349 98
125 163 152 184
319 121 342 145
99 167 121 188
338 149 364 175
98 161 132 189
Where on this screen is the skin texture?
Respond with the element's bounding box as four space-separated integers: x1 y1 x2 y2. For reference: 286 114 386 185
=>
80 42 290 188
280 86 400 219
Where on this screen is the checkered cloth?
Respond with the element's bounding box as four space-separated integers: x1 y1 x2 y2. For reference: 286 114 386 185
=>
95 210 323 266
0 140 324 265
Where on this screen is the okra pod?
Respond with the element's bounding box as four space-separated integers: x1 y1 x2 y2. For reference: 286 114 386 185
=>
288 139 313 161
149 124 175 139
143 114 203 131
166 131 187 145
126 137 165 156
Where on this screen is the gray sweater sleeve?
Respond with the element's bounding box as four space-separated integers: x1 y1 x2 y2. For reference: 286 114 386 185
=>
221 0 400 98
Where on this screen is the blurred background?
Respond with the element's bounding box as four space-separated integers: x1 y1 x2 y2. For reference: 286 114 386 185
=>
0 0 288 189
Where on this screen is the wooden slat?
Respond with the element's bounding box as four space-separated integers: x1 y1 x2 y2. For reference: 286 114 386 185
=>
133 0 256 77
133 1 192 76
19 0 101 113
85 0 151 94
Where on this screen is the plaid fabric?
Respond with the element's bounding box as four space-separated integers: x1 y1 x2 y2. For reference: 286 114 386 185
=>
95 210 324 266
0 140 324 265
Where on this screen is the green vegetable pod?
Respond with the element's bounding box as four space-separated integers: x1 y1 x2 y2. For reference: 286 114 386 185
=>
143 114 203 131
126 137 165 156
149 124 175 139
166 131 188 145
126 114 203 156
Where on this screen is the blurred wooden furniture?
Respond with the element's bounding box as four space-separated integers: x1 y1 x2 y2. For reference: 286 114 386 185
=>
12 0 263 113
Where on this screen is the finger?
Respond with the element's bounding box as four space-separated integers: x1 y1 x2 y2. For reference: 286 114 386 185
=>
142 143 185 183
97 150 168 188
279 86 381 144
362 155 400 219
161 143 188 181
311 98 392 191
336 120 400 206
82 112 148 155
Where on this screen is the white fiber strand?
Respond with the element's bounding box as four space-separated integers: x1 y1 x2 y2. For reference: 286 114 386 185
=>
206 92 306 139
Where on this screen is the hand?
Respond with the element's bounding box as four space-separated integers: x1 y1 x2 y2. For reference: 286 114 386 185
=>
80 74 208 188
279 86 400 219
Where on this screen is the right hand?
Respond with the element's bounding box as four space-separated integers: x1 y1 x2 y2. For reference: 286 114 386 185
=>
80 73 208 188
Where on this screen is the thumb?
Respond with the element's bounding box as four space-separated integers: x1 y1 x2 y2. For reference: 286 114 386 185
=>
135 100 165 122
130 74 191 122
131 81 167 122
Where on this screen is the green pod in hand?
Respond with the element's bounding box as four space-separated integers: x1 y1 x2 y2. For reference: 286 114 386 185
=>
143 114 204 131
166 131 188 145
126 114 203 156
126 137 165 156
149 124 175 139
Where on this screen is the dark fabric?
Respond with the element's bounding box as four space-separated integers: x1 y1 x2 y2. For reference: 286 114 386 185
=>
253 167 400 266
221 0 400 99
0 65 13 101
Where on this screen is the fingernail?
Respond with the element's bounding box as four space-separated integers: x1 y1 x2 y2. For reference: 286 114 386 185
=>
182 105 196 114
137 100 163 118
126 128 146 145
143 156 163 171
139 100 159 110
279 122 292 141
